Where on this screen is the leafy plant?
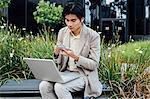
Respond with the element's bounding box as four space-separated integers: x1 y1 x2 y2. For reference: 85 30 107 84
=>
33 0 63 28
0 0 11 8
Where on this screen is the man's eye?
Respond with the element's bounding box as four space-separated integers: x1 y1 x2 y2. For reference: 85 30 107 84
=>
72 20 76 22
66 19 69 22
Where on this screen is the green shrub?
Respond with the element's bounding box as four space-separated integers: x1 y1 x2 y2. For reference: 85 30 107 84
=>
33 0 63 28
0 0 10 8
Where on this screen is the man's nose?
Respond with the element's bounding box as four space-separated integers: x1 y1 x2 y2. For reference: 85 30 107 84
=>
67 21 72 27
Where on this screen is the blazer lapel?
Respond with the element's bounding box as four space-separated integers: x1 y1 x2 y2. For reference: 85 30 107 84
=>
76 24 88 55
63 28 70 49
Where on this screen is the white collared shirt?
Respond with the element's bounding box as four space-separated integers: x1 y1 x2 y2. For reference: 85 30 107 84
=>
68 32 80 71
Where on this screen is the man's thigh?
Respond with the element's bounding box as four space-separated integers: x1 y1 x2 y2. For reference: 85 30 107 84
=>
57 76 85 92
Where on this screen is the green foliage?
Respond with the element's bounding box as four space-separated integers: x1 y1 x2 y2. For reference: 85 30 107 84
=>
27 31 56 59
0 25 56 86
112 41 150 65
99 38 121 83
99 39 150 98
0 27 31 85
33 0 63 28
0 0 11 8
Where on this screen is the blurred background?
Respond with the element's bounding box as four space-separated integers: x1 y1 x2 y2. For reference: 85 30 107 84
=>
0 0 149 42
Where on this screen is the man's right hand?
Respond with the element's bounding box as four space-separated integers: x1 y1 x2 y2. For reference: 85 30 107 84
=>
54 45 67 55
54 45 62 55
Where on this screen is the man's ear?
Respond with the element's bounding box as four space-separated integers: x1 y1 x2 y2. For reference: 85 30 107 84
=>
81 18 84 22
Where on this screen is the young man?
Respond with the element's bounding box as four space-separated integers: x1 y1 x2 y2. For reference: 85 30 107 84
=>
39 2 102 99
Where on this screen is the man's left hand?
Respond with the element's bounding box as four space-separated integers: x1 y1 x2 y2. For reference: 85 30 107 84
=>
61 49 79 61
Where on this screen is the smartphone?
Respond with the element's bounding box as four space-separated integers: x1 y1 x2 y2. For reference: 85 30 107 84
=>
57 45 70 51
57 45 66 50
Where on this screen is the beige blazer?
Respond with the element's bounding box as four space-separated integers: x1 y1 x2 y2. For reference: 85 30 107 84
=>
54 24 102 97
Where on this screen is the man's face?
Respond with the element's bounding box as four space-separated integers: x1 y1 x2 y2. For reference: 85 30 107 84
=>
65 14 83 33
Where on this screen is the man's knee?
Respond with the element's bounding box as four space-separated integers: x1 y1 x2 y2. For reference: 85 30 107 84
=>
54 83 65 94
39 81 53 93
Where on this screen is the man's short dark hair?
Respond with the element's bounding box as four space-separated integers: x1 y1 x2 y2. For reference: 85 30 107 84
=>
62 2 85 20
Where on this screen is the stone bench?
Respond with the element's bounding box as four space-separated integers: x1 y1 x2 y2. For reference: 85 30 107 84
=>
0 79 113 98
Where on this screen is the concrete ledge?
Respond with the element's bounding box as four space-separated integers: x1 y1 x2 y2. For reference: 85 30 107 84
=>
0 79 113 98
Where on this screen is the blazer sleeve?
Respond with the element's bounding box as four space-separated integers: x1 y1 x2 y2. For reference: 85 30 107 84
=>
76 33 100 71
53 28 64 65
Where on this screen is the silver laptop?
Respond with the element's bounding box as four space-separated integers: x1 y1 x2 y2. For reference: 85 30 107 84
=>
23 58 80 83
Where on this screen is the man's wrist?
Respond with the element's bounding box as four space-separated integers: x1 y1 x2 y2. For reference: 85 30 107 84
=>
74 55 79 62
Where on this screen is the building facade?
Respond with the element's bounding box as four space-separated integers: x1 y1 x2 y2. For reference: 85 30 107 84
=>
1 0 149 40
128 0 150 36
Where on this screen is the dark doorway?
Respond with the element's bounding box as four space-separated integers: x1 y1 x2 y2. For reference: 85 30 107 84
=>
8 0 39 34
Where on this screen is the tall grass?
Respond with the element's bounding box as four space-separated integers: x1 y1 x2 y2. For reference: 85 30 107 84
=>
27 31 56 59
112 41 150 65
0 26 56 86
99 39 150 98
99 38 121 83
0 26 31 85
